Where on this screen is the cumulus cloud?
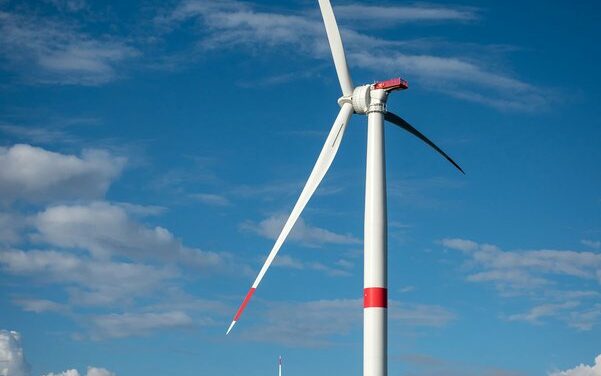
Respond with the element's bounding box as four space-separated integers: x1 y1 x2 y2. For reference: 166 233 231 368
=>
0 10 137 85
549 355 601 376
43 367 115 376
33 201 226 269
0 144 125 204
0 330 29 376
0 249 178 306
241 214 360 247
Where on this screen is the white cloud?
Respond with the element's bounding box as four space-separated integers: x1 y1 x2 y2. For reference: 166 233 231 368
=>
85 368 114 376
33 202 227 269
0 212 26 245
0 11 137 85
12 298 67 314
1 331 114 376
44 371 80 376
0 249 177 306
0 124 76 145
582 240 601 250
88 311 193 339
334 4 478 24
549 355 601 376
441 238 601 289
241 214 360 247
389 301 455 327
0 144 125 204
0 330 29 376
507 301 580 324
442 238 601 330
190 193 231 206
160 0 547 111
350 51 547 111
439 238 478 252
46 0 88 13
273 254 353 277
568 304 601 331
43 367 115 376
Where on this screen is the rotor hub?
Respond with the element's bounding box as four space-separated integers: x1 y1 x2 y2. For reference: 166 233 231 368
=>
351 85 371 114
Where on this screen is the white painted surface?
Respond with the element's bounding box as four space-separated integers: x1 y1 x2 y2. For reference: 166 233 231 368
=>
364 96 388 376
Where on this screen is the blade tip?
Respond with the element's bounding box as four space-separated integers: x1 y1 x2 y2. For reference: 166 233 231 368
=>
226 321 236 335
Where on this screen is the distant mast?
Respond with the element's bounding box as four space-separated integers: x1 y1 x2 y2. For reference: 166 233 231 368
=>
278 355 282 376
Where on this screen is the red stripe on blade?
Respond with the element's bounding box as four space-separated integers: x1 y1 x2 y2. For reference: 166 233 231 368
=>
234 287 256 321
364 287 387 308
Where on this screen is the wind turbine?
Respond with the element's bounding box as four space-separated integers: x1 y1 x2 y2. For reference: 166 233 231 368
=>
226 1 464 376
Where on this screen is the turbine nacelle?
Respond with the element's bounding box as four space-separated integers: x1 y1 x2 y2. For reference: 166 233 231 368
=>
337 77 409 114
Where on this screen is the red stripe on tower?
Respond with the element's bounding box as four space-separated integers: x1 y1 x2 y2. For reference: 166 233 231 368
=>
234 287 256 321
363 287 387 308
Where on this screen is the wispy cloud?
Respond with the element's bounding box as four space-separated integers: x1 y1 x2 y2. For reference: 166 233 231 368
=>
441 238 601 289
441 238 601 330
12 298 68 314
273 254 353 277
158 0 547 111
0 123 77 145
0 10 137 85
389 177 464 208
507 301 580 324
238 298 454 347
334 4 478 25
241 214 360 247
190 193 231 206
87 311 194 339
396 352 524 376
582 239 601 250
350 51 547 111
46 0 88 13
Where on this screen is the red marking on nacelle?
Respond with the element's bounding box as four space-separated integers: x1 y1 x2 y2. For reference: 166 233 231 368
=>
374 77 409 91
234 287 256 321
364 287 388 308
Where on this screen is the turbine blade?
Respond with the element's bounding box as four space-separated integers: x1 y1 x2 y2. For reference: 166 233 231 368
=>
385 111 465 174
318 0 354 96
226 103 354 334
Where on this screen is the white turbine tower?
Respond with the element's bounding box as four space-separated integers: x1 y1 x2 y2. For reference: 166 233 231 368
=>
226 1 464 376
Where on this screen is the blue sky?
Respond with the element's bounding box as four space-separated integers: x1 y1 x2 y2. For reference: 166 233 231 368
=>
0 0 600 375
